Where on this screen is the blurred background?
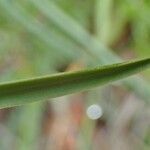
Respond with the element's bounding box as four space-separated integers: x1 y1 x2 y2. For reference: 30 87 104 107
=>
0 0 150 150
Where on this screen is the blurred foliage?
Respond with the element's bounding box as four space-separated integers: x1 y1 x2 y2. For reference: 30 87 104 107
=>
0 0 150 150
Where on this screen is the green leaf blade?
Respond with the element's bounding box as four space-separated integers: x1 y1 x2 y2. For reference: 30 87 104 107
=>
0 58 150 108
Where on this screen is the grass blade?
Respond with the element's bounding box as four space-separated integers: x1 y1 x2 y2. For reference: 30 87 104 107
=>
95 0 113 45
0 0 82 60
29 0 150 102
0 58 149 109
31 0 119 63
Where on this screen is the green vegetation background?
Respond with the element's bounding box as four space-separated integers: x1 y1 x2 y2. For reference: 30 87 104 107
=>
0 0 149 150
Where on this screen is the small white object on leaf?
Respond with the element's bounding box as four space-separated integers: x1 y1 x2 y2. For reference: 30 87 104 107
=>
86 104 103 120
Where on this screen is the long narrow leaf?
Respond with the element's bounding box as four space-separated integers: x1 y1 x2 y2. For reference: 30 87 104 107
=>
0 0 82 60
1 0 150 103
0 58 149 109
29 0 150 102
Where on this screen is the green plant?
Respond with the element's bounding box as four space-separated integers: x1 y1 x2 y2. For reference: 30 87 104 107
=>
0 58 149 109
0 0 150 103
0 1 149 150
